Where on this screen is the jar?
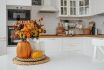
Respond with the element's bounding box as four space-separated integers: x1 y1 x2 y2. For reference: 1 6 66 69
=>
27 38 45 54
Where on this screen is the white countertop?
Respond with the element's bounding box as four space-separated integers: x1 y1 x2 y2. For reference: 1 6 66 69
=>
0 47 104 70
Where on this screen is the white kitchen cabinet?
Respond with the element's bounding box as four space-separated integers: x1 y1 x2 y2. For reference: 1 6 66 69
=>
81 37 93 57
79 0 89 15
6 0 31 6
58 0 90 17
59 0 68 16
39 38 62 55
39 37 97 57
62 37 83 53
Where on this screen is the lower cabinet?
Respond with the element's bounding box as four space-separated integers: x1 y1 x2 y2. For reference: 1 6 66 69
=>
40 37 93 56
39 38 62 55
62 37 83 53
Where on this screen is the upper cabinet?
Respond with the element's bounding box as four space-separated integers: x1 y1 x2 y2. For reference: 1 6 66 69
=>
70 0 77 16
58 0 90 17
79 0 89 15
6 0 31 6
59 0 68 16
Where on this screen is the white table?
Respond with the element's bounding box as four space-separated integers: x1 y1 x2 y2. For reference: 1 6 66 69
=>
0 47 104 70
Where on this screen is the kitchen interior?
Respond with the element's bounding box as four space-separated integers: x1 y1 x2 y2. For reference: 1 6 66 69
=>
7 0 104 46
1 0 104 70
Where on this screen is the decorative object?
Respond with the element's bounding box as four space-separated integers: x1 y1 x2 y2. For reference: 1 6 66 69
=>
11 17 49 65
83 28 91 35
56 22 65 36
16 40 32 58
89 21 96 35
13 56 49 65
75 20 83 34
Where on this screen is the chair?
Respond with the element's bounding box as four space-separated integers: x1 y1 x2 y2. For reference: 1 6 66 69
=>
92 38 104 61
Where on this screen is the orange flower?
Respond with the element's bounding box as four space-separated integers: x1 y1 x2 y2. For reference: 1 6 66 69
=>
24 31 31 38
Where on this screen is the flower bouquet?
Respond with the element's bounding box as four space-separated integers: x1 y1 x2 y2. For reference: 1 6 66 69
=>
12 18 49 65
12 18 46 40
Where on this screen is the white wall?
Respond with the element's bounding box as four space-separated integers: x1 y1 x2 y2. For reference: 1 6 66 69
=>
31 6 59 34
31 0 59 34
93 15 104 34
91 0 104 15
7 0 59 34
0 0 7 55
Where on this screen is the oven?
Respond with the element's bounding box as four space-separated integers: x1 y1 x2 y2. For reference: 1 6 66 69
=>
8 26 17 46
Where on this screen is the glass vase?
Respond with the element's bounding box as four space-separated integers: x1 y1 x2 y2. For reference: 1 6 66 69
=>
27 38 45 54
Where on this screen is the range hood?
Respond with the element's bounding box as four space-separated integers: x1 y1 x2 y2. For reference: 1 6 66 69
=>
39 0 57 13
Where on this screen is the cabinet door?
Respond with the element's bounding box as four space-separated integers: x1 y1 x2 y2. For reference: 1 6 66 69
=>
62 37 83 53
39 38 62 55
79 0 89 15
59 0 68 16
6 0 31 6
69 0 77 15
81 37 93 57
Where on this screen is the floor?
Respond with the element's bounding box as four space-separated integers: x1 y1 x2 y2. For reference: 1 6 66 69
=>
0 47 104 70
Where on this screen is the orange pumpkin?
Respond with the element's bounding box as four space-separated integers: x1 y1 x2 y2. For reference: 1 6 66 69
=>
16 41 32 58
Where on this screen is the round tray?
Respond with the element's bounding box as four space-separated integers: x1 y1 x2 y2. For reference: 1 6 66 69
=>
13 56 50 65
15 55 46 62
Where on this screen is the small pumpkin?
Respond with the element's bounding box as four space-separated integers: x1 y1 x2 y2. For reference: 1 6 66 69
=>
31 50 43 59
16 41 32 58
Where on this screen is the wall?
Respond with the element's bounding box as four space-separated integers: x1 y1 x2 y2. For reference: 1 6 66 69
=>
90 0 104 16
31 0 59 34
93 15 104 34
7 0 59 34
31 7 59 34
0 0 7 55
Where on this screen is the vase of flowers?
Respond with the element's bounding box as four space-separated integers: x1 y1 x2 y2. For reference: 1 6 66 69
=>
11 17 46 59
